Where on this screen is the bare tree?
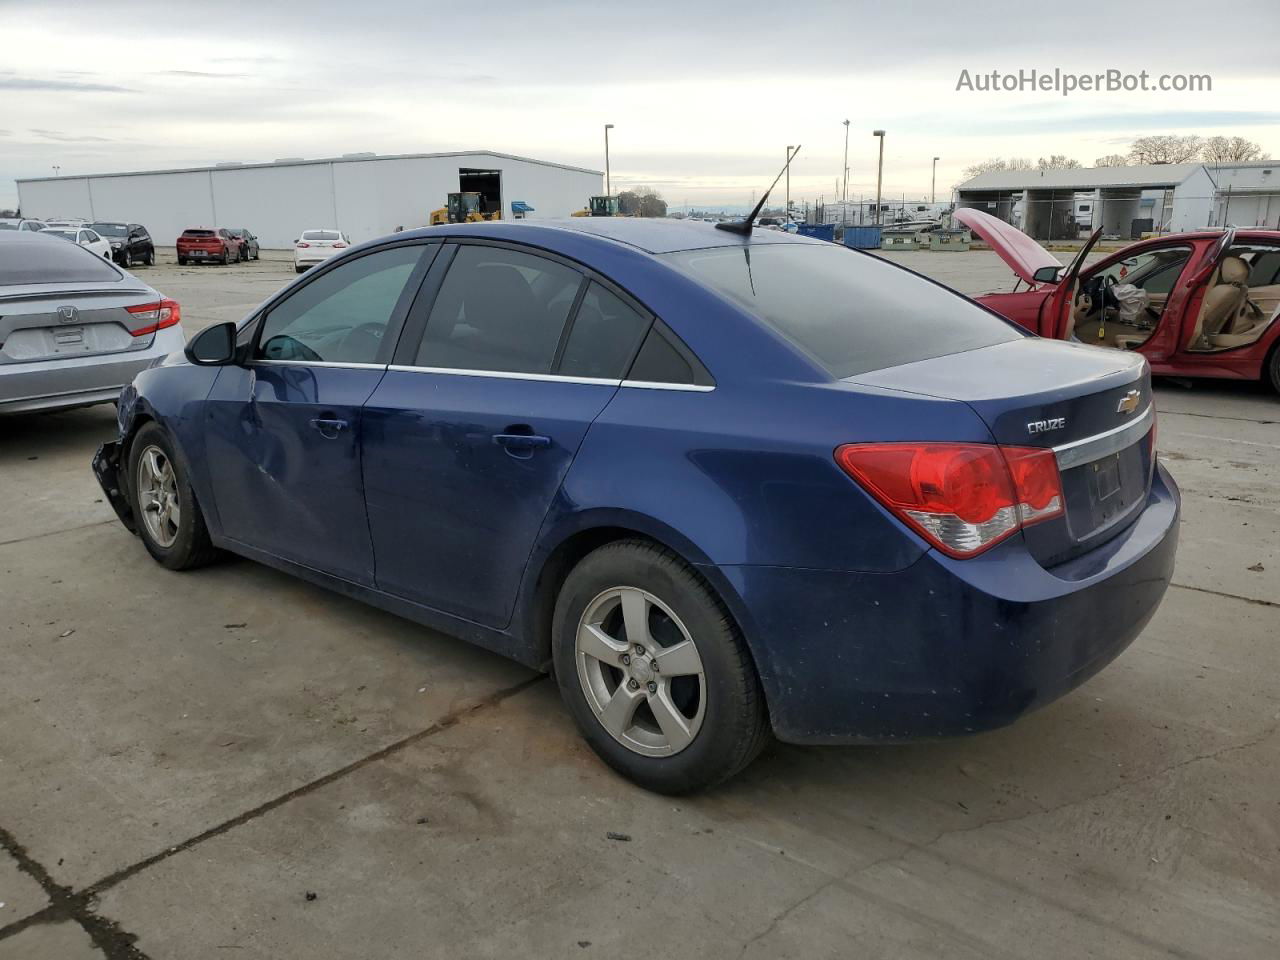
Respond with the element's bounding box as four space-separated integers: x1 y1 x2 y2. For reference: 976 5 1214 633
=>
1202 136 1270 164
961 156 1033 180
1036 155 1082 170
1127 135 1204 164
618 186 668 218
1094 154 1130 167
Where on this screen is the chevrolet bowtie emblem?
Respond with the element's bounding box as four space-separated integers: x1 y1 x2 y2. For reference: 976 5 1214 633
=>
1116 389 1141 415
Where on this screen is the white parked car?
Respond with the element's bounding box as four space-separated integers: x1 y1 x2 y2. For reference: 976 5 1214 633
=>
0 218 48 233
293 229 349 273
43 226 113 259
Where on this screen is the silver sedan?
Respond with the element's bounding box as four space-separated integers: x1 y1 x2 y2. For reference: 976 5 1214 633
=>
1 232 186 414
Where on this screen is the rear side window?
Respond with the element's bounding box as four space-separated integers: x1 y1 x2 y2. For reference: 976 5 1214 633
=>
627 322 713 385
416 245 583 374
557 282 650 379
0 238 121 284
664 243 1021 378
256 245 425 364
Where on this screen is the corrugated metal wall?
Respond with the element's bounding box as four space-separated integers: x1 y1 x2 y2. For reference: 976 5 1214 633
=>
17 154 601 249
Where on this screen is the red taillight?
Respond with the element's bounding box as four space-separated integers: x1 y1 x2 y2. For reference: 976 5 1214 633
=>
834 442 1064 558
333 242 348 248
296 242 311 248
126 298 181 337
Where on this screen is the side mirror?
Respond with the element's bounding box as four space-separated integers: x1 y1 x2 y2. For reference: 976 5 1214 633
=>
185 321 238 366
1032 265 1062 284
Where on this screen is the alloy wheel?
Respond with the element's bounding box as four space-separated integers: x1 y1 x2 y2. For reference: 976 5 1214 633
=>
136 445 181 548
575 587 707 757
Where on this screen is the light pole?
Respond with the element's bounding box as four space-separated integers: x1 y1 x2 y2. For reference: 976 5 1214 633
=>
841 120 850 219
872 129 886 225
604 124 614 197
932 156 940 205
786 145 796 221
52 165 61 177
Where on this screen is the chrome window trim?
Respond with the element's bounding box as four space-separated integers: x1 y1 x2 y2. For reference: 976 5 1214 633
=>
248 359 388 370
386 364 620 387
1052 404 1153 469
620 379 716 393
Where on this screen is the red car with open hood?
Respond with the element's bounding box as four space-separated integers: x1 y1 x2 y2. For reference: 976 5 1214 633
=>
956 208 1280 394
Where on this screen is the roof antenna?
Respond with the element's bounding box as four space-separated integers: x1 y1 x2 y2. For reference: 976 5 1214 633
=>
717 145 801 235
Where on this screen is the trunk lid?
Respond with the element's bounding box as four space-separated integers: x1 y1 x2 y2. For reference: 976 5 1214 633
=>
849 338 1155 566
954 208 1062 285
0 288 160 362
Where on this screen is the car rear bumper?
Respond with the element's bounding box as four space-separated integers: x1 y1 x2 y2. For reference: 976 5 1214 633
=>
92 438 137 533
0 325 185 414
716 462 1181 744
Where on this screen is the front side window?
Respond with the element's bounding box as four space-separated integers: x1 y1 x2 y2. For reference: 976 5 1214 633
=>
256 245 426 364
416 245 583 374
664 243 1021 378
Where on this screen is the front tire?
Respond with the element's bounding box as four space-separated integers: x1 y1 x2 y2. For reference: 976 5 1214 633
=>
552 540 768 794
127 423 219 571
1266 341 1280 395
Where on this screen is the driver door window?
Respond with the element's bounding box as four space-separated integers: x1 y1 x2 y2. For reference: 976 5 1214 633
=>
257 245 428 364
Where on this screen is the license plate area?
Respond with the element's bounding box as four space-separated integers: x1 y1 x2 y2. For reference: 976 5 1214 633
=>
54 328 85 346
1060 439 1151 542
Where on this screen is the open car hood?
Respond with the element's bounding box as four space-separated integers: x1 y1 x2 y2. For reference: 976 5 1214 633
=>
954 208 1062 285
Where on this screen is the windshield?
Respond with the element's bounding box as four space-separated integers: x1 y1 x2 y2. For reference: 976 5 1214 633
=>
45 229 77 238
92 223 128 237
663 243 1022 378
0 239 121 284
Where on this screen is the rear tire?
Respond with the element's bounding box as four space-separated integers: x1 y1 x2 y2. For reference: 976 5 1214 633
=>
122 249 131 269
177 256 186 266
146 250 155 266
127 423 220 571
552 539 769 794
295 265 305 274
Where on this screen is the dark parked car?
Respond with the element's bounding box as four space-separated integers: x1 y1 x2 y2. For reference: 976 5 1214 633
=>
228 228 260 262
90 222 155 268
92 219 1179 793
176 228 240 265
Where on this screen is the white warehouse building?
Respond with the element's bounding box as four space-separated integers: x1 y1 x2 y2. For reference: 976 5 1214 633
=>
15 150 604 249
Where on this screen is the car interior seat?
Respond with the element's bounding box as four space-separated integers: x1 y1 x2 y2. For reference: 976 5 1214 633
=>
1189 256 1251 350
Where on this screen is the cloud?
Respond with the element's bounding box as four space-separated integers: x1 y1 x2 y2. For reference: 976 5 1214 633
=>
0 74 134 93
156 69 249 79
28 128 114 143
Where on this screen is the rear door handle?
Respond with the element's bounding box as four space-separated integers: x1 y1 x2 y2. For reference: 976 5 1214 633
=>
492 433 551 450
310 417 349 439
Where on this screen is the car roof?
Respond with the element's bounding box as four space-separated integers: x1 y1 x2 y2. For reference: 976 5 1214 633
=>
398 217 826 255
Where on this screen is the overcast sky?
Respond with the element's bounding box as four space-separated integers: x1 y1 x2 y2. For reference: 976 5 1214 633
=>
2 0 1277 210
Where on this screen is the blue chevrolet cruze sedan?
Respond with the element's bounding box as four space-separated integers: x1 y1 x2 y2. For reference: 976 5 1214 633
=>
93 218 1180 793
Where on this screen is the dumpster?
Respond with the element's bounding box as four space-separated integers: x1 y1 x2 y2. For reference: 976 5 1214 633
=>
797 223 835 242
929 229 970 252
880 231 917 251
843 225 881 249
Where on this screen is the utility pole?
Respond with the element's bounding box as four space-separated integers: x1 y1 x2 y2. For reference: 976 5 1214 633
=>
931 156 940 205
604 124 614 196
52 165 61 177
872 130 886 225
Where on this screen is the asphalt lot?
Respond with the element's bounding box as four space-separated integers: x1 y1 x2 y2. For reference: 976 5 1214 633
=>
1 247 1277 959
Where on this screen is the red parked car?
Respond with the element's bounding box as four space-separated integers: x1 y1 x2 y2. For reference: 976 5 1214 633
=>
176 227 241 266
956 209 1280 394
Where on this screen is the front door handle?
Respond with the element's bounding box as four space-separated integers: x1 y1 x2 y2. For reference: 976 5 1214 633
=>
310 417 349 439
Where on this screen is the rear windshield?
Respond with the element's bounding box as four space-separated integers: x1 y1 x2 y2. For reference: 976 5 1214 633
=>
183 229 216 237
92 223 128 237
302 231 340 241
0 223 18 231
663 243 1021 377
0 238 122 284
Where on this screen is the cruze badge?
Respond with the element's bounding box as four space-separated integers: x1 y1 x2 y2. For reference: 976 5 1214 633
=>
1116 389 1141 415
1027 417 1066 435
